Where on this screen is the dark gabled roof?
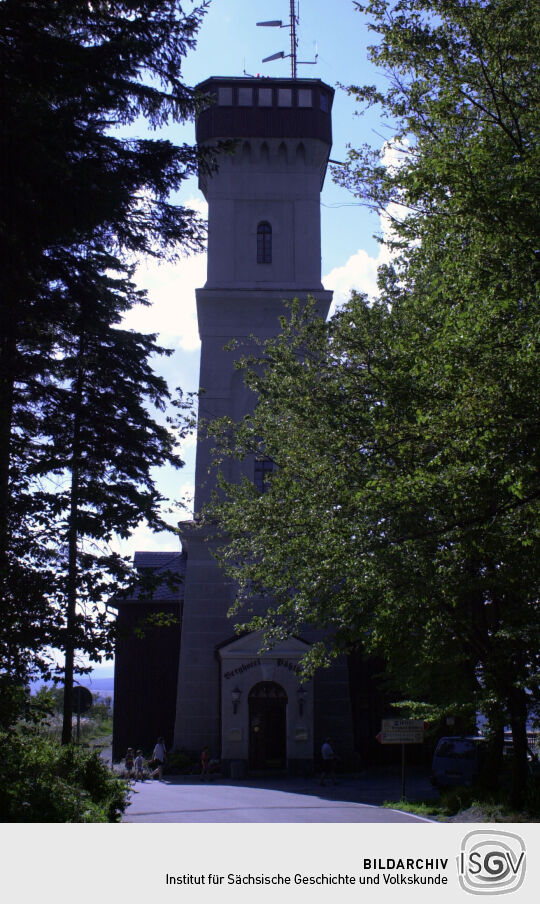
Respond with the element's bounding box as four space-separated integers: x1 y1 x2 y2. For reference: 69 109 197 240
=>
112 550 186 607
133 551 185 571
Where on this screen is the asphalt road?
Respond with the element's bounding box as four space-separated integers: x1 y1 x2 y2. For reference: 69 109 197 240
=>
122 772 438 823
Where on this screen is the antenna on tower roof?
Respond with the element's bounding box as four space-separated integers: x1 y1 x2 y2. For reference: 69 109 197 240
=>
257 0 317 78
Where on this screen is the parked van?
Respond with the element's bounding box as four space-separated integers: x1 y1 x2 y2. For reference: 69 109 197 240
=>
431 736 486 789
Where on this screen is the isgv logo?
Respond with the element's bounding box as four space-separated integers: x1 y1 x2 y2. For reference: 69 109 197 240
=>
458 830 526 895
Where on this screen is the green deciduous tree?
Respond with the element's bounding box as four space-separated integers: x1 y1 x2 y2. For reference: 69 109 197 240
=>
204 0 540 807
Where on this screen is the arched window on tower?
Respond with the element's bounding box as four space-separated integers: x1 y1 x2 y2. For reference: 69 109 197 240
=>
254 457 277 494
257 221 272 264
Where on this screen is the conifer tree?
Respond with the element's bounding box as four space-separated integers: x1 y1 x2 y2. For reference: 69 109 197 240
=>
0 1 211 701
33 250 187 742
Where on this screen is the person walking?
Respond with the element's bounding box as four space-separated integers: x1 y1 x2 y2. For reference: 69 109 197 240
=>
124 747 134 778
200 745 210 781
151 736 167 780
134 749 145 781
320 738 338 786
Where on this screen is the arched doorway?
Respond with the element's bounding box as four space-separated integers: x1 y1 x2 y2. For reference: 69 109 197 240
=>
248 681 287 770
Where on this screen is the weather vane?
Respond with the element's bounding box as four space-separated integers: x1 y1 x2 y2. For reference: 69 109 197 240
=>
257 1 317 79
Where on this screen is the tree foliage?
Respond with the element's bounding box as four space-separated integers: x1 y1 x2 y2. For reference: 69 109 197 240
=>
0 683 127 822
205 0 540 805
0 1 210 698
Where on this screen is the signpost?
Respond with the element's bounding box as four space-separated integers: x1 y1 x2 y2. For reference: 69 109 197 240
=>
71 685 93 743
381 718 425 745
376 719 425 799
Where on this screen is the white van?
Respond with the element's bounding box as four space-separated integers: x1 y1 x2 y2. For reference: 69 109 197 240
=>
431 736 486 789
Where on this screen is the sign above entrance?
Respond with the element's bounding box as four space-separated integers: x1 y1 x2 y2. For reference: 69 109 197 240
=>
224 657 302 680
379 718 424 745
224 659 260 681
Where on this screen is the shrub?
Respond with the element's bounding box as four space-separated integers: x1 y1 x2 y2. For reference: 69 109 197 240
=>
0 726 129 822
525 777 540 817
439 785 477 814
166 749 196 774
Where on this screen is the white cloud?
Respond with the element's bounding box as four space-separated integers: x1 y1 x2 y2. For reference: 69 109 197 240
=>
324 156 411 317
113 521 181 557
122 198 208 351
379 139 411 250
180 430 197 453
324 246 381 314
177 481 195 517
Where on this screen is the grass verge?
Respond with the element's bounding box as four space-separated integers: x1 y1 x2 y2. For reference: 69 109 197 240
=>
383 780 540 823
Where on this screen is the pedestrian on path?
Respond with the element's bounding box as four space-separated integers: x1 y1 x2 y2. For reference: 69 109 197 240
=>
124 747 134 777
134 749 145 780
320 738 338 786
151 736 167 780
200 745 211 781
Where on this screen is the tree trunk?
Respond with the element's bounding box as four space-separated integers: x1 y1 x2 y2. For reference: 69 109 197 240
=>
480 705 505 792
61 353 84 745
508 686 529 810
0 332 15 597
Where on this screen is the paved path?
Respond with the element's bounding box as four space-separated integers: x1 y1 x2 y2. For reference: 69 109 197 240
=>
123 772 438 823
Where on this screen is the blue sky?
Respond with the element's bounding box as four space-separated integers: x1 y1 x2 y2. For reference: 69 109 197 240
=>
112 0 391 574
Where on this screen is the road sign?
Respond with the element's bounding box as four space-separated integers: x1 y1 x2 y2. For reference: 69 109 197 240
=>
380 718 424 745
71 685 93 714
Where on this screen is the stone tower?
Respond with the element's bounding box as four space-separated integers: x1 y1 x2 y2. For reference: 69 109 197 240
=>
173 77 353 774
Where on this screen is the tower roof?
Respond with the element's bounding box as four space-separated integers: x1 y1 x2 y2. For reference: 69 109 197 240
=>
195 76 333 145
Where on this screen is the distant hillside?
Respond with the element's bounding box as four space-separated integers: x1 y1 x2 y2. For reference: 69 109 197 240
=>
31 675 114 699
81 677 114 697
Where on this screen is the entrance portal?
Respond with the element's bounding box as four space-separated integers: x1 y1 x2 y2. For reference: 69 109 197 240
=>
248 682 287 770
